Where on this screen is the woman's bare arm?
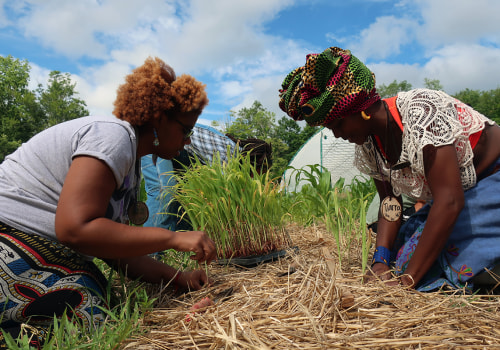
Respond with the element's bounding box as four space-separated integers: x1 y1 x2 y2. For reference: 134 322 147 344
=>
402 144 464 286
55 156 216 262
365 178 402 282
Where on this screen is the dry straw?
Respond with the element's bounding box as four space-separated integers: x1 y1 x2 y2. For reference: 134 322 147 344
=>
122 223 500 349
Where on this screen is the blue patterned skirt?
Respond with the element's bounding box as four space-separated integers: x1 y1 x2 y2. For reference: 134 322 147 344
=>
393 157 500 291
0 222 108 334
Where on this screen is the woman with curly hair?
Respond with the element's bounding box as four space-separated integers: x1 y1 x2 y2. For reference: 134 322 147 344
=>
0 57 216 344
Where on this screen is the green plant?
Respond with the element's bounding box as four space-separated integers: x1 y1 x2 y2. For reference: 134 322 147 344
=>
154 248 198 270
284 165 375 272
173 149 291 259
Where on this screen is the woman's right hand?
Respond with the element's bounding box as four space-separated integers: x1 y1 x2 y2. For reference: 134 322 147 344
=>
169 230 217 264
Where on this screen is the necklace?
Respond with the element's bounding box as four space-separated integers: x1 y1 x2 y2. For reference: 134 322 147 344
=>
127 142 149 226
373 102 402 222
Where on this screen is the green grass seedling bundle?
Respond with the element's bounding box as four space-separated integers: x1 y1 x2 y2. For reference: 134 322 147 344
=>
174 149 291 260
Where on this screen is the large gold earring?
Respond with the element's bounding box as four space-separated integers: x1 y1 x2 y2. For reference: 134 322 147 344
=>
361 111 371 120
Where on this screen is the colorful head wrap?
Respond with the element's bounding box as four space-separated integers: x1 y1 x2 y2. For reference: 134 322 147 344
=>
278 47 380 126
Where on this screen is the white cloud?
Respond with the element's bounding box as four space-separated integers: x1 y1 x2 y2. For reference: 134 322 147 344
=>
369 62 422 89
14 0 177 59
335 0 500 97
229 74 286 118
365 44 500 95
220 81 251 100
26 62 51 90
5 0 500 125
0 0 9 27
75 60 133 116
154 0 295 73
9 0 301 119
422 44 500 93
5 0 297 74
417 0 500 48
196 117 214 127
350 16 419 60
208 40 310 119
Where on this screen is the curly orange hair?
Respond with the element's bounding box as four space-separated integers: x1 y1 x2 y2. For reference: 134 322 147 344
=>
113 57 208 126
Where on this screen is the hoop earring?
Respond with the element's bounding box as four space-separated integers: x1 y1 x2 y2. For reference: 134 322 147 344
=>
153 128 159 147
361 111 371 120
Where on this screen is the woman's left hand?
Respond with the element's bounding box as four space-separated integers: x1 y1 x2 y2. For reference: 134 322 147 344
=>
107 256 212 290
364 262 392 284
176 270 212 290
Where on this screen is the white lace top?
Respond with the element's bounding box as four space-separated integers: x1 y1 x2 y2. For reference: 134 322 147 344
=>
354 89 496 200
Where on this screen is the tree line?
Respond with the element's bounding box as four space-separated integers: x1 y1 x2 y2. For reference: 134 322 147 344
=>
0 55 88 160
1 54 499 178
378 78 500 125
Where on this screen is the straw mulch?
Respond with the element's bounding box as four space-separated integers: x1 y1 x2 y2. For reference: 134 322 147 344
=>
122 223 500 349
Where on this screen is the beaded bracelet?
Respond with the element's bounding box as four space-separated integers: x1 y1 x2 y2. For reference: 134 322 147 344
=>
371 246 391 266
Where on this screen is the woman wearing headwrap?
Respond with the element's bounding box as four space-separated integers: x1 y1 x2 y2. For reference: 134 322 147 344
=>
279 47 500 291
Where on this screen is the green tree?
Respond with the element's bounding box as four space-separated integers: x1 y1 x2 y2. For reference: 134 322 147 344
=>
36 71 88 128
378 78 442 98
476 88 500 123
376 80 413 98
224 101 276 139
454 88 500 123
221 101 283 178
453 88 481 108
275 117 316 160
219 101 317 179
377 78 500 123
424 78 443 91
0 134 22 161
0 55 39 159
0 56 88 161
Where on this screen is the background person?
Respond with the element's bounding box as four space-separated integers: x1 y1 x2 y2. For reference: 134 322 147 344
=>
142 126 272 232
142 123 238 231
0 57 216 343
279 46 500 291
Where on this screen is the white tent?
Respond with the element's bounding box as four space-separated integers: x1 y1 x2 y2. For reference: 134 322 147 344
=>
282 127 370 192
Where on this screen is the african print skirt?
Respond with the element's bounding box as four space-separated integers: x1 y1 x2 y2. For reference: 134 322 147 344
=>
0 222 108 333
392 156 500 292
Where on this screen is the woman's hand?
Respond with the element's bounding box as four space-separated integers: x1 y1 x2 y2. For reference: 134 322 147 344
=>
169 231 217 264
108 256 212 290
365 264 416 288
175 270 212 290
364 262 393 284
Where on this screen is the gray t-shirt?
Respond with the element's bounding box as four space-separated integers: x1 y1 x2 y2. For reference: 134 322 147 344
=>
0 116 138 241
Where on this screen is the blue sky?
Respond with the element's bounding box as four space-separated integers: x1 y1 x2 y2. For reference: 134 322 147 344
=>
1 0 499 126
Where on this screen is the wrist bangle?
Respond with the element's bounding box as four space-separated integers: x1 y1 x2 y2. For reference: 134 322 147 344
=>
371 246 391 266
